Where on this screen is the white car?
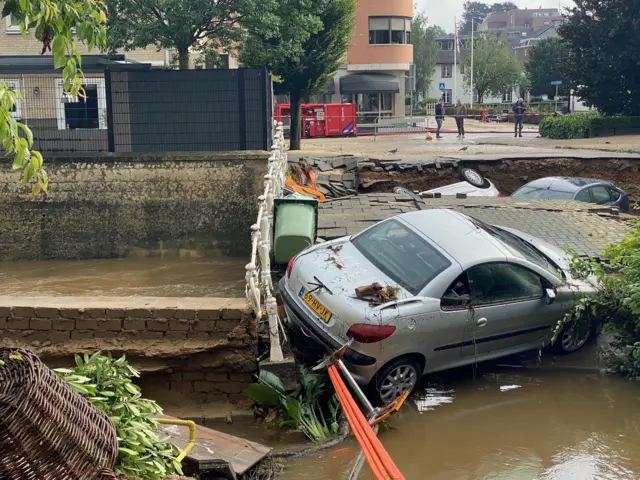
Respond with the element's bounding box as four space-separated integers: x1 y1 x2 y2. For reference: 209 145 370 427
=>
419 168 501 198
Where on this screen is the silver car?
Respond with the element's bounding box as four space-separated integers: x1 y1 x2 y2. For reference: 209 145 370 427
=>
280 209 597 404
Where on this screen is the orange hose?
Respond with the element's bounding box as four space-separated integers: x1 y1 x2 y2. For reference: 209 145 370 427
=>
329 366 389 480
329 365 405 480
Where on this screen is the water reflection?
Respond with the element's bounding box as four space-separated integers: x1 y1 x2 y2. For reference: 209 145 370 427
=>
0 257 247 297
281 368 640 480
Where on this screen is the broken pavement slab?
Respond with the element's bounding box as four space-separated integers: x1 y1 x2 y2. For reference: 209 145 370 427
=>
317 195 630 258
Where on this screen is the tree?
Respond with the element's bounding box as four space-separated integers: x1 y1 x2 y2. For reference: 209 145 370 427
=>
559 0 640 116
240 0 356 150
526 37 568 98
459 1 517 34
105 0 274 69
1 0 107 193
411 12 441 99
461 33 524 103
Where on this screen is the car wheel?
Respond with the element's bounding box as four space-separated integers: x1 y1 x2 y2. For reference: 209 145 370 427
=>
554 321 593 354
458 168 491 189
370 357 421 405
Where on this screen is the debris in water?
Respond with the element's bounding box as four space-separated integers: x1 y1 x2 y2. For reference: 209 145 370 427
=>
413 387 455 413
500 385 521 392
354 283 399 305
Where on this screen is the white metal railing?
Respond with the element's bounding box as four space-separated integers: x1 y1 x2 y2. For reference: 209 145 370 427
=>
246 121 287 362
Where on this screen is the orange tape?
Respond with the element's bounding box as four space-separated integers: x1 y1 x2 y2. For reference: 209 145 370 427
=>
285 176 326 202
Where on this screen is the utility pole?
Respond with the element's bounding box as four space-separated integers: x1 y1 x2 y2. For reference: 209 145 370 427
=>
470 18 474 108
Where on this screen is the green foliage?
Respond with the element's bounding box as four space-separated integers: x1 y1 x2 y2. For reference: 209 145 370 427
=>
411 12 441 98
559 0 640 115
1 0 107 193
539 113 640 139
240 0 356 150
105 0 275 69
461 33 524 103
526 37 568 98
556 222 640 379
459 1 517 34
56 353 182 480
245 368 340 443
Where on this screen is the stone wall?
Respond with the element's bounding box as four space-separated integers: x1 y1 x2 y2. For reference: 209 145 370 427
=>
0 296 258 403
0 151 269 261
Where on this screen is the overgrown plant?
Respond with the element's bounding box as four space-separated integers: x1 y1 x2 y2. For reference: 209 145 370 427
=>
552 221 640 379
245 368 340 442
56 353 182 480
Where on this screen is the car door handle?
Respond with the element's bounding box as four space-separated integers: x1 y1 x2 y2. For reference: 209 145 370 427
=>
476 318 488 328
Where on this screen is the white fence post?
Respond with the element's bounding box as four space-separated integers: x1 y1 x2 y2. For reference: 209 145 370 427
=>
245 121 287 363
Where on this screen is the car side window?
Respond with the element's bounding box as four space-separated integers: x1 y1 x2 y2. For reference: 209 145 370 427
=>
589 186 612 204
574 189 591 202
607 187 621 201
441 274 471 311
467 263 543 306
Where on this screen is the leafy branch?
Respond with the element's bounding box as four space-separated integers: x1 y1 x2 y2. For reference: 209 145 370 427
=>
1 0 108 193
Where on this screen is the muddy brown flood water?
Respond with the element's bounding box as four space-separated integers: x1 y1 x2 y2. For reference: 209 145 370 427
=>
278 368 640 480
0 257 247 297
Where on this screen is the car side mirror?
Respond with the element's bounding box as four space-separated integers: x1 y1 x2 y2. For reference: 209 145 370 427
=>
545 288 557 305
441 293 471 309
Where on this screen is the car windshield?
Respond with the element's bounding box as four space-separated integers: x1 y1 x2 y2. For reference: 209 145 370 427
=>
512 186 574 200
351 219 451 295
469 219 563 279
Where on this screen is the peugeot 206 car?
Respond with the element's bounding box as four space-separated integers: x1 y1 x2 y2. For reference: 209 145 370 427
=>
279 209 598 404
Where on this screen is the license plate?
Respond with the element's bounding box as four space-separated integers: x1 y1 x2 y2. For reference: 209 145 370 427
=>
298 287 333 323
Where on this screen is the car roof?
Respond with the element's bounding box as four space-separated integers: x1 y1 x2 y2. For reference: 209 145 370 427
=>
399 209 507 267
522 176 613 192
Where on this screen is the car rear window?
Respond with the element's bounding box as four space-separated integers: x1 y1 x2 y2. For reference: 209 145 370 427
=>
351 219 451 295
512 186 574 200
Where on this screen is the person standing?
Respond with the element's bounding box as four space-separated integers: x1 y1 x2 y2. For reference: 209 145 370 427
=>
481 106 487 123
435 98 445 139
512 98 527 137
454 99 466 138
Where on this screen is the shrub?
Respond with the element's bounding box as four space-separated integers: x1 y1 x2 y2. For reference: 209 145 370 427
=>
56 353 182 480
539 113 640 139
555 221 640 379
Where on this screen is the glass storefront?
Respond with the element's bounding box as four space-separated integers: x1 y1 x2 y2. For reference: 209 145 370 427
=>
341 93 393 125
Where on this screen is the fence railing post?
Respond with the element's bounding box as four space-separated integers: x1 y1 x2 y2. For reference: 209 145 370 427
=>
104 68 115 152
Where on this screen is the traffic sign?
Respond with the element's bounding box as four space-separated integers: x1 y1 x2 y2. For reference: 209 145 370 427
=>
439 82 446 90
550 80 562 85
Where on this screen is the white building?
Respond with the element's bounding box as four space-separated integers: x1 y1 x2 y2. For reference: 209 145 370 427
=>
429 35 519 106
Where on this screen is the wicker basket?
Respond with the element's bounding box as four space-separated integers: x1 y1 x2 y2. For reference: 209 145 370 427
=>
0 348 118 480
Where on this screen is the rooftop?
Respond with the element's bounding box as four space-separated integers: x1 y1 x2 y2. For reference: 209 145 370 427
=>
0 55 153 74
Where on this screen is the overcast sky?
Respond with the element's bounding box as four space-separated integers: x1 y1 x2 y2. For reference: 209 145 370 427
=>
415 0 575 32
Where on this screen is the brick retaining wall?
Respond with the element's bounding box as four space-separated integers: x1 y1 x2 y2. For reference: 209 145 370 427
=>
0 296 258 403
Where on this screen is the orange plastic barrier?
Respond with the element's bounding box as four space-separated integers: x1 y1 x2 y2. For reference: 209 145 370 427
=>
328 365 405 480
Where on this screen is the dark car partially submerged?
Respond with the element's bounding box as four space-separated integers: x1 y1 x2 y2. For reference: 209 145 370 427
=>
511 177 629 212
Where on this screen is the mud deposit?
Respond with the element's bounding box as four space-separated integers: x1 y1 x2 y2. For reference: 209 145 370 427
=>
361 158 640 202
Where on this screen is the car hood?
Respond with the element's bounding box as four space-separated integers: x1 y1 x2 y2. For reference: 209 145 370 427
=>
286 238 413 336
496 226 598 290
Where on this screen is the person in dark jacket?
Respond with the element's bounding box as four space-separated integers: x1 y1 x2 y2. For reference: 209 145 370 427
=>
435 98 445 139
512 98 527 137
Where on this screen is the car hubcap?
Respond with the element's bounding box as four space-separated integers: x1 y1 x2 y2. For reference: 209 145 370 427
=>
561 323 591 352
379 364 417 404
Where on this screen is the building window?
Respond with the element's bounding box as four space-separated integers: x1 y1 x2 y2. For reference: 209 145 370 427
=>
441 64 453 78
369 17 411 45
502 91 513 103
473 90 479 103
343 93 393 123
55 78 107 130
460 64 465 75
442 89 452 104
6 15 21 34
4 80 21 119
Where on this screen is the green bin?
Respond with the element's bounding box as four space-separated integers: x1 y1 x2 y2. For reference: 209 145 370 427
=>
273 197 319 264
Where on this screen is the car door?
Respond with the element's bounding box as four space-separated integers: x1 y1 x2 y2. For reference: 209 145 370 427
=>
588 185 613 206
460 262 554 361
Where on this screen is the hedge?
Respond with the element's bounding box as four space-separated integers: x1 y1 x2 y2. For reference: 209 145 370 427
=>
539 113 640 139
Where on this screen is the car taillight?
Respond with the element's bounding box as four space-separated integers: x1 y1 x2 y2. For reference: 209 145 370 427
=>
286 256 296 278
497 192 503 197
346 324 396 343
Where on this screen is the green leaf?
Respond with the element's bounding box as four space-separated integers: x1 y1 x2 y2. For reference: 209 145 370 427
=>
244 383 283 408
258 369 285 392
52 35 68 69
